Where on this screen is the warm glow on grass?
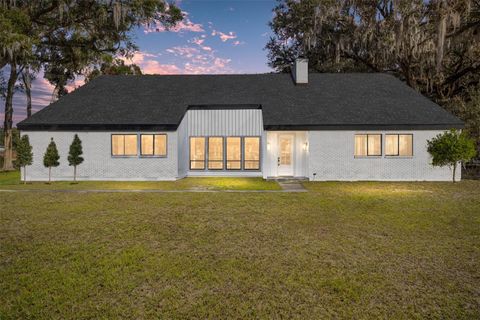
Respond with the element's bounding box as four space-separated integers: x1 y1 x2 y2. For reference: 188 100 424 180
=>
1 181 479 318
0 171 281 191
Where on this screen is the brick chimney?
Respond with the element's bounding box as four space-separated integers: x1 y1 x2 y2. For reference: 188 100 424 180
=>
291 58 308 84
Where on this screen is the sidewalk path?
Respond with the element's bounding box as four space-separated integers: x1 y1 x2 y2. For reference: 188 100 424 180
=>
277 181 308 192
0 188 307 193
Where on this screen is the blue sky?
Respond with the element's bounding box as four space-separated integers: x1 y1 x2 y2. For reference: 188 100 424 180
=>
8 0 277 124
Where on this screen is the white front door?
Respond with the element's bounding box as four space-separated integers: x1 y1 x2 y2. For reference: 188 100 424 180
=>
277 134 294 176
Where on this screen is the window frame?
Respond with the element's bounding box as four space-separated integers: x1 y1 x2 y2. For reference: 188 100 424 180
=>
189 136 206 170
140 134 168 157
188 135 262 171
207 136 225 170
243 136 261 171
226 136 243 171
111 134 138 157
354 134 382 157
385 134 413 157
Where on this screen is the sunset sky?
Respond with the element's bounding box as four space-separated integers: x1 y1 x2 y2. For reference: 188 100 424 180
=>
5 0 277 125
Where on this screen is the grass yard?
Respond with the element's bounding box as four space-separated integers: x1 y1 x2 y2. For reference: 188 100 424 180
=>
0 171 281 190
1 180 479 318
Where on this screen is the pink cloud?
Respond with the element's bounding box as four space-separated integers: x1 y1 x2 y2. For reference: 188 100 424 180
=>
191 37 204 45
211 30 237 42
144 62 181 75
213 57 232 69
166 46 199 58
184 57 232 74
125 52 160 64
232 40 245 46
8 45 237 124
123 52 181 74
189 37 212 51
144 11 203 34
123 50 234 75
65 76 85 93
8 71 61 125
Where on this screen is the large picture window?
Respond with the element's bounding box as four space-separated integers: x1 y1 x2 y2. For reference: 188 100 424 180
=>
354 134 381 157
226 137 242 170
208 137 224 169
141 134 167 156
190 136 261 171
112 134 138 156
386 134 413 156
190 137 206 170
244 137 260 170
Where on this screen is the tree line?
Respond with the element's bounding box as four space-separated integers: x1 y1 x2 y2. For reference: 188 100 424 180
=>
1 0 182 171
266 0 480 156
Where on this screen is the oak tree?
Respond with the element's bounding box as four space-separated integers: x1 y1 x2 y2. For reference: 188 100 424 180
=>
1 0 182 170
266 0 480 152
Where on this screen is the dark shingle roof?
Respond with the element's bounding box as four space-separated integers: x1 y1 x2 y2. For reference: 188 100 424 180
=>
17 73 463 130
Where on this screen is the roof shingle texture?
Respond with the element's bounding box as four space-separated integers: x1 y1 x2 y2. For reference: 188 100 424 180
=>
18 73 463 130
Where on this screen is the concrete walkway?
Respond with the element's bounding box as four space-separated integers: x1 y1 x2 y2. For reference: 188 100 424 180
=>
0 188 307 193
277 180 308 192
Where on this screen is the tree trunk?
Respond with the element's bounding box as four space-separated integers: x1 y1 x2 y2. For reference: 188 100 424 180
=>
2 62 17 171
452 162 457 183
436 5 447 73
51 84 60 103
49 167 51 183
74 165 76 182
23 166 26 184
22 69 32 118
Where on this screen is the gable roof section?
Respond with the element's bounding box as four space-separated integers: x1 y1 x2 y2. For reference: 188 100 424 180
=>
17 73 463 131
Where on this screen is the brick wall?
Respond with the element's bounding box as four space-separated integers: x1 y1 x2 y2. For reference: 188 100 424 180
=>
22 131 178 181
308 130 459 181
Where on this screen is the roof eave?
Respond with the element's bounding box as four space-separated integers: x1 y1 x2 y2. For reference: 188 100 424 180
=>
263 123 465 130
17 123 179 131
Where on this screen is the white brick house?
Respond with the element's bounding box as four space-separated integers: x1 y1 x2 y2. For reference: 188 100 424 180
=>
18 60 463 181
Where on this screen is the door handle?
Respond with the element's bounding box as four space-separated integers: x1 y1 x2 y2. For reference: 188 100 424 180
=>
277 157 280 166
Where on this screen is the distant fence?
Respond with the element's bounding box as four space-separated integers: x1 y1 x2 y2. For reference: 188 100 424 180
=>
463 160 480 180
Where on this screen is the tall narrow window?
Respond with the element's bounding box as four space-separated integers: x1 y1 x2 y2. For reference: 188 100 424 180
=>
112 135 125 156
244 137 260 170
208 137 224 169
354 135 367 157
386 134 413 156
399 134 413 156
155 134 167 156
141 134 154 155
354 134 381 157
385 134 398 156
190 137 205 170
226 137 241 170
112 134 138 156
124 135 138 156
141 134 167 156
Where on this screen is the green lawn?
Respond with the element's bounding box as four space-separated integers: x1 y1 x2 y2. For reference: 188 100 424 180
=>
0 171 281 190
1 179 479 318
